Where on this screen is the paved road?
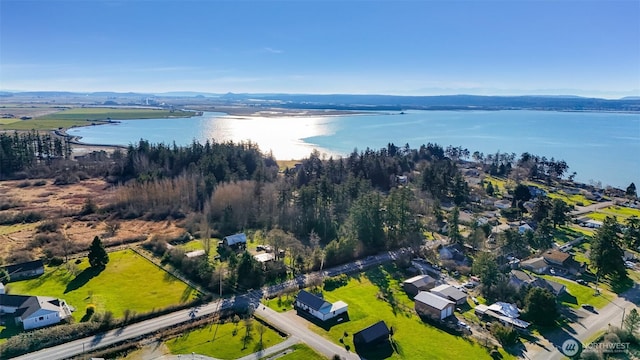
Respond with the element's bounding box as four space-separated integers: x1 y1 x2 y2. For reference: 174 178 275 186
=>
526 283 640 360
570 200 614 217
254 305 360 360
11 248 412 360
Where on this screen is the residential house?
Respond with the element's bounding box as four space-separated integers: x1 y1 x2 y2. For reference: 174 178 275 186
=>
508 270 566 296
254 253 275 263
439 244 466 262
430 284 467 305
294 290 348 322
494 200 512 209
353 321 390 347
402 275 436 297
221 233 247 248
542 250 571 268
2 260 44 281
519 257 548 274
0 294 72 330
475 302 530 329
185 250 205 258
518 223 534 234
414 291 455 320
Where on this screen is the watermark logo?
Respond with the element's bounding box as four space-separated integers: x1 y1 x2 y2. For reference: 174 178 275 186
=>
586 342 630 353
561 339 582 357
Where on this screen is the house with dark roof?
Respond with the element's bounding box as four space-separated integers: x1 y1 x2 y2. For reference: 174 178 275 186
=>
0 294 72 330
414 291 455 320
353 320 390 346
294 290 348 322
402 275 436 297
430 284 467 305
2 260 44 281
508 270 566 296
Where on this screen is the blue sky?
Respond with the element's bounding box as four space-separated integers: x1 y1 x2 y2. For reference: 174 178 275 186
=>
1 0 639 98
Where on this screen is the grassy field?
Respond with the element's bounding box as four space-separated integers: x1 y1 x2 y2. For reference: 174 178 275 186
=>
585 205 640 223
37 107 194 121
277 343 327 360
165 318 286 359
302 265 513 360
0 107 194 130
540 275 613 309
0 223 38 235
0 118 20 124
5 249 199 321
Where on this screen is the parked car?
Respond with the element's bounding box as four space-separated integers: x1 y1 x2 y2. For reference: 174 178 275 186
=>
472 297 479 304
550 268 556 275
576 279 587 285
625 261 635 269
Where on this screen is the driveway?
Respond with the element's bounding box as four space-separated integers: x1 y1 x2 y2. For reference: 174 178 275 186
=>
524 283 640 360
254 306 360 360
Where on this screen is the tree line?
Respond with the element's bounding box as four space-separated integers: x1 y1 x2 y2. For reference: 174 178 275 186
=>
0 131 72 178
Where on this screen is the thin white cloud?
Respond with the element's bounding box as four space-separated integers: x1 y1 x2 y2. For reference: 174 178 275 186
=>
262 47 283 54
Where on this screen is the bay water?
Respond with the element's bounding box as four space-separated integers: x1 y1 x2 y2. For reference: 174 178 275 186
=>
66 110 640 189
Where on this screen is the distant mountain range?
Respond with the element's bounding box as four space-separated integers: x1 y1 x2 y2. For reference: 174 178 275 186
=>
1 91 639 112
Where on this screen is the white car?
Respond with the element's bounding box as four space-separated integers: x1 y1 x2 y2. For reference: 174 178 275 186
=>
625 261 635 269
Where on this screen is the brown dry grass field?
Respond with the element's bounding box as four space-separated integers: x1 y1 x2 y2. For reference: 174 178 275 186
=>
0 178 184 260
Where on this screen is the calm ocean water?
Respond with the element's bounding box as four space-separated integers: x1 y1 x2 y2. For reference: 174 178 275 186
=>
67 110 640 189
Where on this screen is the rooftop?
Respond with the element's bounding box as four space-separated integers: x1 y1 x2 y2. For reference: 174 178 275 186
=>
415 291 455 310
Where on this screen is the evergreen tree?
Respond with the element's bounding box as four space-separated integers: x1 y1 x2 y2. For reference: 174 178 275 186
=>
626 182 637 197
486 181 495 196
589 216 626 280
624 308 640 336
448 207 462 245
524 287 557 326
88 236 109 269
550 198 570 228
624 216 640 250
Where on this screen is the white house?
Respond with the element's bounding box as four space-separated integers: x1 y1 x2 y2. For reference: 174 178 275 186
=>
0 294 72 330
414 291 455 320
294 290 348 321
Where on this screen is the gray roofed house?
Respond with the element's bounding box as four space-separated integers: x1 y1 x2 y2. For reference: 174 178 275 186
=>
0 294 72 330
414 291 455 320
520 257 548 274
508 270 566 296
402 275 436 296
2 259 44 281
430 284 467 305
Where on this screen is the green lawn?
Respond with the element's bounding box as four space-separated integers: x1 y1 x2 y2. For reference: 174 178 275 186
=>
166 319 286 359
5 249 199 321
304 265 513 360
37 107 194 121
547 191 594 207
0 118 20 124
586 206 640 223
540 275 613 309
0 107 194 130
275 343 327 360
